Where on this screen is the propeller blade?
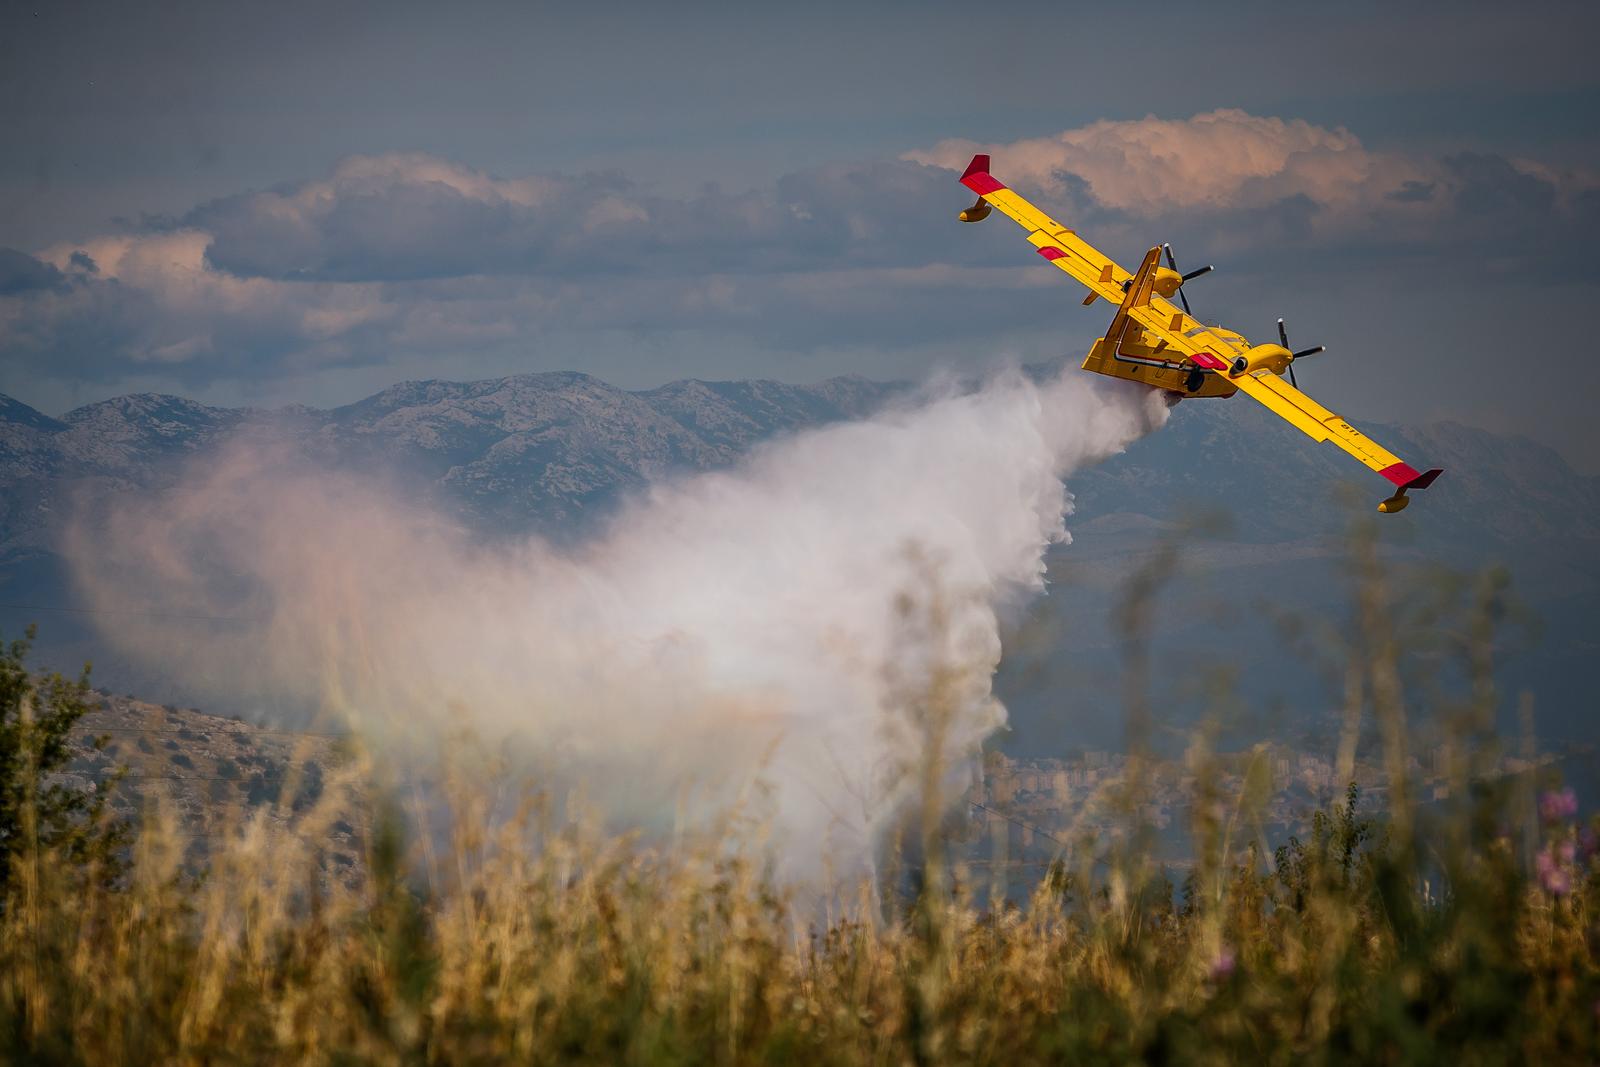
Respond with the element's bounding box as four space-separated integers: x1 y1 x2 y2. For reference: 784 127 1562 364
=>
1164 244 1197 315
1277 318 1289 348
1180 265 1213 282
1287 342 1323 389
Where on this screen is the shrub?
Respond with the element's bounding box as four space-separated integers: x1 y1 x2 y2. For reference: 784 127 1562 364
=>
0 625 126 903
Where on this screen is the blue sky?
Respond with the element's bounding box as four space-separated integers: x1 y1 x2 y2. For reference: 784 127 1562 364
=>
3 0 1598 469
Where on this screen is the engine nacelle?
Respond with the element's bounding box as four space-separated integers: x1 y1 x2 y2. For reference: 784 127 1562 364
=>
1151 266 1185 299
1228 344 1294 377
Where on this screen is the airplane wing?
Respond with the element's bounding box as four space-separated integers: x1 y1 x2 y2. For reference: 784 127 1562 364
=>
959 154 1444 510
1116 280 1444 510
958 155 1131 305
1185 349 1443 508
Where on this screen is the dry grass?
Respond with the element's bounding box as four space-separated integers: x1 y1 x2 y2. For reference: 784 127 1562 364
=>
3 760 1595 1066
3 530 1598 1065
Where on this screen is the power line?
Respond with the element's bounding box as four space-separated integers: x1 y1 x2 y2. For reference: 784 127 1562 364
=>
968 800 1069 849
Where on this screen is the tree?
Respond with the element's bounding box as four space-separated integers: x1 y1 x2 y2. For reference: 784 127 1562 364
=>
0 625 125 902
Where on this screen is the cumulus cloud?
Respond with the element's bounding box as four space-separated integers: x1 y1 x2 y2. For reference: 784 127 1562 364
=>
0 248 64 295
909 110 1382 214
0 152 999 386
183 152 957 284
906 109 1599 249
189 153 568 282
1 112 1594 391
18 230 394 376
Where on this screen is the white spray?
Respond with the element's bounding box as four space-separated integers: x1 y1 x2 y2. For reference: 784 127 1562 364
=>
67 367 1167 883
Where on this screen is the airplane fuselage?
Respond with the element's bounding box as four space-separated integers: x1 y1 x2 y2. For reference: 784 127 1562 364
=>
1080 333 1240 400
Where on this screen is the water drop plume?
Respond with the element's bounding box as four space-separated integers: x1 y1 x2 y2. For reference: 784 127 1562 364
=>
68 367 1168 882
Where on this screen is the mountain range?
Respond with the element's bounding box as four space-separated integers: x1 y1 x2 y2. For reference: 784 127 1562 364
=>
2 367 1595 754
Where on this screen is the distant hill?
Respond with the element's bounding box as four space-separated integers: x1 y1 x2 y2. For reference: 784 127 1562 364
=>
61 690 362 882
1073 398 1600 553
0 372 898 548
2 367 1595 752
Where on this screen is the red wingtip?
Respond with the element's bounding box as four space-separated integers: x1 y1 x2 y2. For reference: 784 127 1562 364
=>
1405 467 1444 491
959 154 1004 196
1378 462 1421 488
1378 463 1445 492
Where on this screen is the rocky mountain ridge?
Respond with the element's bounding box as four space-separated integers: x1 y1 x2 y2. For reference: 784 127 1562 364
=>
5 367 1594 550
0 371 898 545
2 366 1596 747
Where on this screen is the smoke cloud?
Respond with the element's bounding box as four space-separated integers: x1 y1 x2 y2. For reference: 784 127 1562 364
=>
67 367 1167 882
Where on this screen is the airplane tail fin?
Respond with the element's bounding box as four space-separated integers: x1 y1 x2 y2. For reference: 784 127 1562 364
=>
1104 247 1163 349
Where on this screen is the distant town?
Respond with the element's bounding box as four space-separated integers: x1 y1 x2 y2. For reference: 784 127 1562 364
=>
959 734 1589 872
65 689 1594 890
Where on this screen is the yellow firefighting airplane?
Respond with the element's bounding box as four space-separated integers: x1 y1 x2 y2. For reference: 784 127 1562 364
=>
956 155 1443 512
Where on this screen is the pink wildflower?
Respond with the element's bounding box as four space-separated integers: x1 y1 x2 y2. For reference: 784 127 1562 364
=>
1539 788 1579 825
1537 845 1573 897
